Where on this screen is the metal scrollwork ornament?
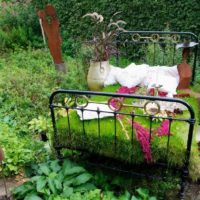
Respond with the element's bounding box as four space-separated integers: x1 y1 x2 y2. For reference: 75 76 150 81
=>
144 101 160 115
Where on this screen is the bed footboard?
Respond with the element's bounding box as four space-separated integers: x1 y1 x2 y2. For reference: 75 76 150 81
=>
49 89 196 198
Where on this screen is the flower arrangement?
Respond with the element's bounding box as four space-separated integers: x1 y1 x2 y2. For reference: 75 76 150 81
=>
83 12 126 62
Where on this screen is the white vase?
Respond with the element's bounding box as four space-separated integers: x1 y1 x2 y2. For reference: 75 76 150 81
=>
87 60 110 91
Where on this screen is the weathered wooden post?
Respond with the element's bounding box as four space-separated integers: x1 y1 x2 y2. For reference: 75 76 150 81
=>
177 42 198 89
37 4 66 73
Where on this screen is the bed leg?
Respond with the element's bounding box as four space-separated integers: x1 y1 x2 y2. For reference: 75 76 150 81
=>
179 166 188 199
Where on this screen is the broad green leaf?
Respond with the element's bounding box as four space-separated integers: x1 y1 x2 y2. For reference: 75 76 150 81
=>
73 182 96 192
149 197 157 200
47 177 57 194
12 182 34 197
64 166 86 176
63 177 75 187
118 190 131 200
72 173 93 186
49 172 57 179
36 176 47 192
57 171 65 183
48 195 63 200
131 196 140 200
24 192 43 200
31 176 41 182
42 188 51 196
50 160 61 173
54 178 62 191
39 163 51 175
62 159 74 170
103 191 118 200
62 186 73 198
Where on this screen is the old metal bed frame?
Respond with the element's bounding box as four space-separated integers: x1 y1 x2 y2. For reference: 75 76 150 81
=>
49 31 199 199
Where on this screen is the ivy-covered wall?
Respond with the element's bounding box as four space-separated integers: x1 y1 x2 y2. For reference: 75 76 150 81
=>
33 0 200 40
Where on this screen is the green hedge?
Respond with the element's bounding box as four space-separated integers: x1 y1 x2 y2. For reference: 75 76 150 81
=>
32 0 200 41
1 1 200 51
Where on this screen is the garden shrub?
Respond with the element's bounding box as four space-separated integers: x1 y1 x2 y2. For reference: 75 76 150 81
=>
0 48 87 130
0 1 42 51
0 48 88 176
0 123 48 176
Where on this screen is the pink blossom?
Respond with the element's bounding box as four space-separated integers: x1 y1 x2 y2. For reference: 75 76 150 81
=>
132 122 152 162
108 86 138 110
156 120 171 136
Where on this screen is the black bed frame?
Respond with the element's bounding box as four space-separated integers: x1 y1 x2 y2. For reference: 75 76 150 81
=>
49 31 199 199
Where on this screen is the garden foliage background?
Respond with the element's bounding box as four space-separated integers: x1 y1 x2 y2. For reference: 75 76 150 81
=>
0 0 200 198
1 0 200 52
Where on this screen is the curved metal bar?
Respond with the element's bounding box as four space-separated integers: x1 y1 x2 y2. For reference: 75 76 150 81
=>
49 89 195 119
117 31 199 42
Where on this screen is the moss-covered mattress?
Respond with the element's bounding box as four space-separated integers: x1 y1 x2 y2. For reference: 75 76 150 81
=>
54 85 200 180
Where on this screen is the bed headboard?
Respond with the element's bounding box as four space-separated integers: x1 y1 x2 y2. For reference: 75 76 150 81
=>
114 31 199 85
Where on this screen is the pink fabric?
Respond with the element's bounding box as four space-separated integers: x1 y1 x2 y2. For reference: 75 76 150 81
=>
108 86 138 110
147 88 168 97
117 86 139 94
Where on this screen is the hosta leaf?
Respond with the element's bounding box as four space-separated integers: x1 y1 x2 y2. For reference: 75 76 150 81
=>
57 171 65 183
131 196 140 200
47 177 57 194
64 166 86 176
118 191 131 200
62 159 74 170
49 172 57 179
36 176 47 192
73 182 96 192
24 192 43 200
31 176 41 182
12 182 34 197
39 163 51 175
63 178 74 187
72 173 93 186
50 160 61 173
42 188 51 196
54 178 62 191
104 191 118 200
48 195 63 200
149 197 157 200
62 186 73 198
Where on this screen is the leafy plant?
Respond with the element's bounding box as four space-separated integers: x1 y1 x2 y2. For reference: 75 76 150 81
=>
28 116 51 134
12 159 96 199
83 12 126 62
12 158 158 200
0 123 48 176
